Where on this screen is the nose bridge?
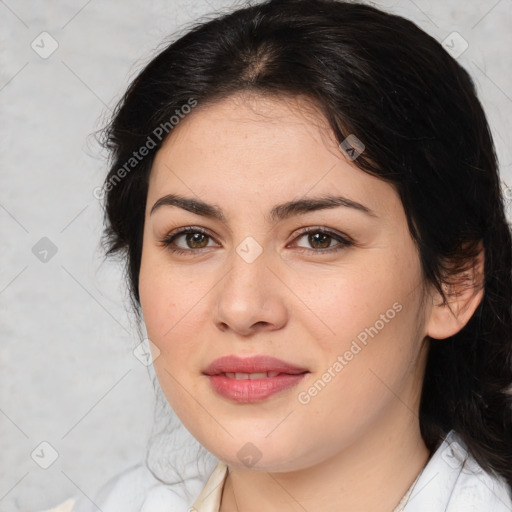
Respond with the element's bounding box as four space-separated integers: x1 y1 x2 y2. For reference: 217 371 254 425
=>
213 235 287 334
223 235 268 301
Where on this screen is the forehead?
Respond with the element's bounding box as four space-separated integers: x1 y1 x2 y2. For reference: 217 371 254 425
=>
154 93 336 163
148 93 398 219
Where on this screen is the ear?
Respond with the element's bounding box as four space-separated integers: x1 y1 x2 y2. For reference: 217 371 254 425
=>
426 243 485 340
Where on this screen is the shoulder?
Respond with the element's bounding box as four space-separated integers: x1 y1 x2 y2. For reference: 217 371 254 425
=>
38 499 76 512
405 430 512 512
38 459 218 512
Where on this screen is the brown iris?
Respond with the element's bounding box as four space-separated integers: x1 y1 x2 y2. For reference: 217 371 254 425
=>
308 232 332 249
186 232 209 248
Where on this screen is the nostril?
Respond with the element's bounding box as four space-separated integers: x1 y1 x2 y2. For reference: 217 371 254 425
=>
217 322 229 332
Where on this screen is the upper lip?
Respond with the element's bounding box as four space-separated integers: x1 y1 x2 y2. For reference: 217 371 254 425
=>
203 355 309 375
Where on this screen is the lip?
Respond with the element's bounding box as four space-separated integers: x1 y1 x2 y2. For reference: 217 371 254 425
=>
203 355 309 375
203 355 309 403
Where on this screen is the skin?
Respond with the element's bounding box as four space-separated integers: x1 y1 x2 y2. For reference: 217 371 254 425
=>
139 93 483 512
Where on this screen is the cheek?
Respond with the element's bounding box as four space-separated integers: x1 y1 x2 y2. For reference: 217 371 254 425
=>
139 263 206 412
291 259 415 343
139 248 181 350
139 273 173 342
299 247 425 377
138 251 213 368
139 242 188 329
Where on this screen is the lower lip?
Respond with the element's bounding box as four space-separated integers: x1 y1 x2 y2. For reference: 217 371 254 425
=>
206 373 307 403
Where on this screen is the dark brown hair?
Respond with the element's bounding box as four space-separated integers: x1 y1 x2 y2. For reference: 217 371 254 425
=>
100 0 512 491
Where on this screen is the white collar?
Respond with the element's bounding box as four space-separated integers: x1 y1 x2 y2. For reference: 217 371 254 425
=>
190 430 512 512
402 430 512 511
56 430 511 512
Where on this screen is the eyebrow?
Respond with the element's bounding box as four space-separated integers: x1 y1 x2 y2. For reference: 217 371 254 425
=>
150 193 376 222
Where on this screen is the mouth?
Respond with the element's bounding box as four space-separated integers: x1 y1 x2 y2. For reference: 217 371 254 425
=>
203 355 309 403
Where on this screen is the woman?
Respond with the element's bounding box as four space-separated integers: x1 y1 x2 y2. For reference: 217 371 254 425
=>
42 0 512 510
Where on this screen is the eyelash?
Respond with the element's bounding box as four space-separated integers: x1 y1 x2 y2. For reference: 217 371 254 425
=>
160 226 354 256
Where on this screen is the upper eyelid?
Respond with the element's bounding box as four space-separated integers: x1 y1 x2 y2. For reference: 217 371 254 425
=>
290 226 352 243
164 226 217 241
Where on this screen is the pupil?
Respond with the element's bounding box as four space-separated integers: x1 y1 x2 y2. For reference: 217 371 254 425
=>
187 233 207 248
309 232 330 249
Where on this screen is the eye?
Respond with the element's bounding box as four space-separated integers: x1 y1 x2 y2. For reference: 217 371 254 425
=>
160 226 353 256
160 226 218 255
291 227 353 253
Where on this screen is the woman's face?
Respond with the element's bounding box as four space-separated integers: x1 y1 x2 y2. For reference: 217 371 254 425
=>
139 93 433 471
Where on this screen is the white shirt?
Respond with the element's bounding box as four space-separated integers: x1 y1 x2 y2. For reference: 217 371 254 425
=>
40 430 512 512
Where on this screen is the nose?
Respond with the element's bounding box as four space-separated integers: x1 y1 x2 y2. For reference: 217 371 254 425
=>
213 247 288 337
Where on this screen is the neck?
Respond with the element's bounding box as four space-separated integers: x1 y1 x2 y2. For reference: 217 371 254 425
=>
219 403 430 512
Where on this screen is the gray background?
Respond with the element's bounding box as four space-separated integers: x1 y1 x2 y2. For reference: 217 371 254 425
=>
1 0 511 510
